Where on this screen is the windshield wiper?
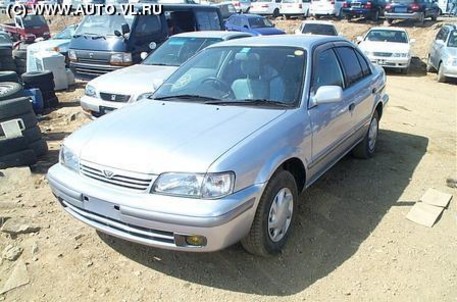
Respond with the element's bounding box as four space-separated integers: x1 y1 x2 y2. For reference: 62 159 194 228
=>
154 94 221 102
204 99 293 108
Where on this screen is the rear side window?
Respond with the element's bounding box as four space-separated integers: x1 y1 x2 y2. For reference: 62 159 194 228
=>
334 47 364 87
195 11 221 30
312 49 344 93
354 50 371 76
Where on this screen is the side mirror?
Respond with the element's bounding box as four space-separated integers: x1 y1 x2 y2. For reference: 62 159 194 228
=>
140 52 148 60
121 23 130 35
114 30 122 37
410 38 416 44
149 42 157 50
312 86 343 105
356 36 363 43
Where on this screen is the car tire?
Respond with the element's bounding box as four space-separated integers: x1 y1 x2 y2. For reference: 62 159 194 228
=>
0 97 33 120
0 137 29 157
426 56 435 72
22 126 42 143
0 149 37 169
22 71 55 91
14 58 26 68
0 48 12 57
401 66 409 75
0 71 19 83
29 138 48 157
371 9 379 21
431 11 437 21
417 12 424 25
352 111 379 159
0 82 26 101
273 8 279 18
387 18 393 24
437 63 446 83
241 169 298 256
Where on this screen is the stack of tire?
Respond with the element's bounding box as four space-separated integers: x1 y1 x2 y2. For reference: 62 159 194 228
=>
12 48 27 76
0 48 16 72
22 71 58 109
0 83 48 169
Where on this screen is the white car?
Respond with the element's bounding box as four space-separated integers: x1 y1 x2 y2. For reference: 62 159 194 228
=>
280 0 310 18
294 20 338 35
309 0 346 18
357 27 415 74
80 31 252 118
250 0 283 17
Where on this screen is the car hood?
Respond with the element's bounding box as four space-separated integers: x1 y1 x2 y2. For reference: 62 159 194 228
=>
89 64 177 97
252 27 286 36
66 100 286 173
27 39 70 52
359 41 411 54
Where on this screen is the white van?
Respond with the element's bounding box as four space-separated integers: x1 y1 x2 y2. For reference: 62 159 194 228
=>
250 0 283 17
309 0 346 18
280 0 311 18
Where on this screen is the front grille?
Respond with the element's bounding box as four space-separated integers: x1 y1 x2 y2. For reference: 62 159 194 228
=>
75 67 107 77
78 58 107 64
99 92 130 103
373 52 392 57
80 161 155 192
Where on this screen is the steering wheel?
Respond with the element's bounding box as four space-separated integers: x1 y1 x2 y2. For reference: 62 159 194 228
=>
201 77 234 99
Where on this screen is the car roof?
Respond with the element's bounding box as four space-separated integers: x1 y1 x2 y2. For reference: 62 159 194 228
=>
172 31 253 39
368 26 407 32
207 34 347 49
241 13 266 18
301 20 336 26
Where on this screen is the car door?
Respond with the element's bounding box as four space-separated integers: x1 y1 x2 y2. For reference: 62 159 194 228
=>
307 44 353 178
430 27 447 68
334 45 374 143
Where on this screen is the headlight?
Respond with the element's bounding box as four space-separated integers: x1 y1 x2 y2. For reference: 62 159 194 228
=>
110 53 132 66
85 84 96 97
68 50 77 61
151 172 235 199
446 57 457 66
136 92 154 101
59 145 79 172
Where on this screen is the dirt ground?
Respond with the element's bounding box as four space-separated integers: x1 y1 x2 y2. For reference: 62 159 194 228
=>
0 17 456 301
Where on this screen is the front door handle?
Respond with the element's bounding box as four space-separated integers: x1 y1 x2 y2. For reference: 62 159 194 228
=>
349 103 355 111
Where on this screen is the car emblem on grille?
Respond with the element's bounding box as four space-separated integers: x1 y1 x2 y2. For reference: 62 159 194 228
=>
111 94 116 101
89 52 94 58
103 170 114 179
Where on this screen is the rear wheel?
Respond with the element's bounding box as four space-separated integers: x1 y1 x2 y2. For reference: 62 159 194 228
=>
241 170 298 256
417 12 425 25
273 8 280 18
386 18 393 24
352 111 379 159
371 9 380 21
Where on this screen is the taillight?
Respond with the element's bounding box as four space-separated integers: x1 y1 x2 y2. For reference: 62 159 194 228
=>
410 3 420 11
364 1 372 8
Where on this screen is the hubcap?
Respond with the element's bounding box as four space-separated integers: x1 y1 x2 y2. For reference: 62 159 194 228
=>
267 187 293 242
368 117 378 152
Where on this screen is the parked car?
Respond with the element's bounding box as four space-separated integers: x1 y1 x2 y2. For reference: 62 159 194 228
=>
250 0 283 17
26 24 78 71
280 0 311 18
225 14 286 35
0 15 50 43
80 31 252 118
309 0 346 18
48 35 388 256
357 27 414 73
294 20 338 35
232 0 252 12
68 4 224 80
426 23 457 82
384 0 440 24
341 0 388 21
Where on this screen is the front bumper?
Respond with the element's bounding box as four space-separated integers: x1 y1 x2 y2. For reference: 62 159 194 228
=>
367 55 410 69
342 8 372 17
442 64 457 78
384 11 422 20
80 95 128 118
310 8 337 16
47 164 261 252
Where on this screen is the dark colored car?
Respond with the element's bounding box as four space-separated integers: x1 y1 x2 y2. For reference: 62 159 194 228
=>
224 14 286 36
384 0 440 24
342 0 387 21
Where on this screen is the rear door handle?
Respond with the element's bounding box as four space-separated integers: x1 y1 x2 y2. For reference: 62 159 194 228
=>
349 103 355 111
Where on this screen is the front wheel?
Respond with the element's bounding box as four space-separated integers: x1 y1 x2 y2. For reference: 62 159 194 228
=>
352 111 379 159
437 63 446 82
272 8 280 18
241 170 298 256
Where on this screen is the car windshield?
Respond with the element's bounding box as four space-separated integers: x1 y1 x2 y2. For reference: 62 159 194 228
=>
365 30 407 43
448 31 457 48
152 46 306 107
302 24 337 35
22 15 46 27
248 16 274 28
142 37 223 66
54 25 77 39
74 14 134 37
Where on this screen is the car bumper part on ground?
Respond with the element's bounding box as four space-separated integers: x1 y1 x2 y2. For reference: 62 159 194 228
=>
47 164 261 252
80 95 127 118
384 12 422 20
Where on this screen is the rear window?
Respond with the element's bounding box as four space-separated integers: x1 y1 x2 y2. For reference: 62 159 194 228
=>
448 30 457 47
195 10 221 30
302 24 337 36
22 15 46 27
